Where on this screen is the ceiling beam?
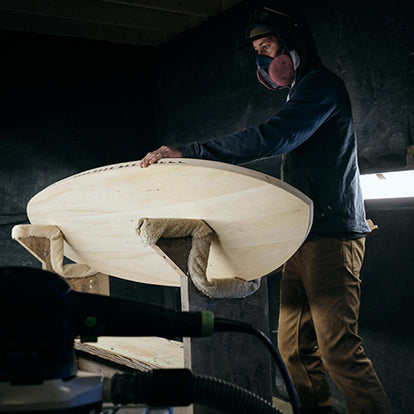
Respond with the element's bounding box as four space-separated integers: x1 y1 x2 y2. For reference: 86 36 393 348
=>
96 0 223 17
0 0 244 46
0 9 169 46
0 0 203 33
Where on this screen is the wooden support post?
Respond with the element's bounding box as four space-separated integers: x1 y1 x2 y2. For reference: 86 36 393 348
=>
157 237 273 414
63 272 110 295
12 225 110 295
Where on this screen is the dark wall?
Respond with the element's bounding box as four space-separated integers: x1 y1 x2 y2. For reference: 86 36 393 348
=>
359 198 414 413
309 1 414 172
363 198 414 338
0 29 157 268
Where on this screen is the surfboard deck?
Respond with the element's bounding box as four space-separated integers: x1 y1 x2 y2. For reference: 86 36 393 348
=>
27 158 313 287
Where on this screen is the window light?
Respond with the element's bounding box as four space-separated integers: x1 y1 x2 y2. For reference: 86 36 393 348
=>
360 170 414 200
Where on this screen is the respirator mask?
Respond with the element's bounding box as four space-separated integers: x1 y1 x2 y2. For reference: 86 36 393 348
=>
256 52 295 89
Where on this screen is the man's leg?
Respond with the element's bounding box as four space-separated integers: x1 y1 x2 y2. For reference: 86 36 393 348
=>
278 246 333 413
303 237 391 414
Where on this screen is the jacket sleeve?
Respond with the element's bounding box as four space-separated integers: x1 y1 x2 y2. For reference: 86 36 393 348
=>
179 71 341 165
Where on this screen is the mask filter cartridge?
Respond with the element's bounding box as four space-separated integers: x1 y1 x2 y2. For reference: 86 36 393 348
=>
256 53 295 89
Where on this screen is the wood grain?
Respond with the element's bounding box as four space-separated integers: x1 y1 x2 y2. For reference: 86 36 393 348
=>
27 158 313 286
75 337 184 371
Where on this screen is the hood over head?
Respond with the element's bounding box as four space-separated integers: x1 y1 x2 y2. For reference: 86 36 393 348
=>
245 5 320 90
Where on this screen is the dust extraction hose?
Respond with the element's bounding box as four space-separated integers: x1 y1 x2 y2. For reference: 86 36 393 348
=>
110 368 284 414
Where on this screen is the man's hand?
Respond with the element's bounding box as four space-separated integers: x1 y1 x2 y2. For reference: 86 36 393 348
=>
139 145 182 168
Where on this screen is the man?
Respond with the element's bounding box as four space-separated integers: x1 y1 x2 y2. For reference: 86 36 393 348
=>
140 6 391 414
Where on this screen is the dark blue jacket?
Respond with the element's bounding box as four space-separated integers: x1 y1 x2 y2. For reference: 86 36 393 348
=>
179 13 370 237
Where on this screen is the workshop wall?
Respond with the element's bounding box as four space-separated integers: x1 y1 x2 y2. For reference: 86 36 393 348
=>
153 1 414 413
0 29 156 269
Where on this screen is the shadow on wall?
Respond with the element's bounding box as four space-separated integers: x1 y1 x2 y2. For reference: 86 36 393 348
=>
0 29 158 268
362 198 414 338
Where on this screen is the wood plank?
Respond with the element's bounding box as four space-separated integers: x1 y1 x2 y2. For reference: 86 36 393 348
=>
75 337 184 371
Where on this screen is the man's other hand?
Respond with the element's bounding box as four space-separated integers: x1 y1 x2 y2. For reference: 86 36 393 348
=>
140 145 182 167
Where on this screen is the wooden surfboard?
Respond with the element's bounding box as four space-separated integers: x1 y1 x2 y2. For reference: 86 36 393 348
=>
27 159 313 287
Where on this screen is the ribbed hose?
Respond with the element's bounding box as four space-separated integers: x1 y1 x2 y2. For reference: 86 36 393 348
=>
110 369 285 414
192 374 284 414
213 318 300 414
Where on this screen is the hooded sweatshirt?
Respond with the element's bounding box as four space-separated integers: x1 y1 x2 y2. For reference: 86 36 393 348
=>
179 8 370 238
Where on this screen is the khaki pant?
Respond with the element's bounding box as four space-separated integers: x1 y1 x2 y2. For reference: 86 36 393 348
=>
278 237 391 414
